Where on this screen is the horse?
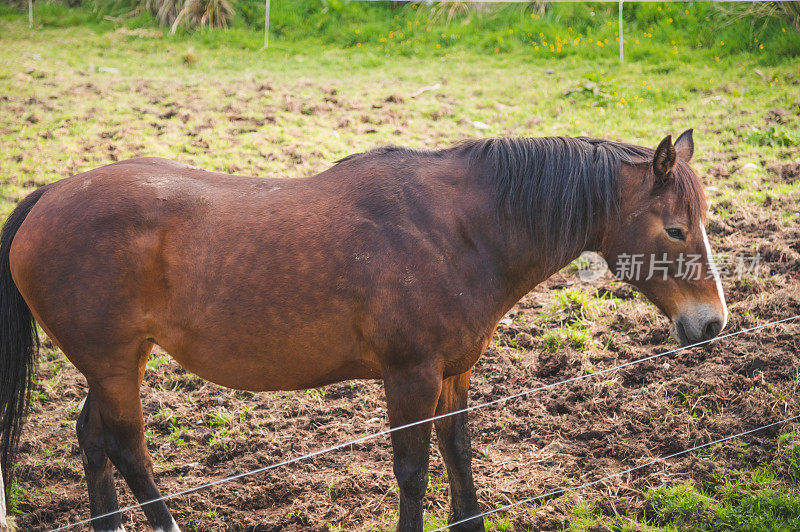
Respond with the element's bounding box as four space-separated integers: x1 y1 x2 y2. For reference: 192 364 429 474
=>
0 130 727 531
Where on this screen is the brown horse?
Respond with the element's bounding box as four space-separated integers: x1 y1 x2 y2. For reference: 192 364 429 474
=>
0 131 726 531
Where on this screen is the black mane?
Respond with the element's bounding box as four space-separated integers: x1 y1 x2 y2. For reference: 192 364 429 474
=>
337 136 706 272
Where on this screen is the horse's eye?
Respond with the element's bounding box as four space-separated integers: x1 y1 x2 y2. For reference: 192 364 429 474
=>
666 227 686 241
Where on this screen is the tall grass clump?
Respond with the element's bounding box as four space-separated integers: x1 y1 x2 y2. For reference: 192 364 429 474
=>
92 0 234 30
718 1 800 31
170 0 233 32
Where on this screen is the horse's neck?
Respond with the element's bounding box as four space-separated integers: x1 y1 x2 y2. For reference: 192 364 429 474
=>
494 238 589 312
466 172 607 311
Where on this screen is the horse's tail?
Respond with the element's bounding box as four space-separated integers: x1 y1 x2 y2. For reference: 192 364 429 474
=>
0 186 47 499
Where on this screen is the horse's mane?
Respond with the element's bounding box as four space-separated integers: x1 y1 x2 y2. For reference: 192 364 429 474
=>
337 136 706 271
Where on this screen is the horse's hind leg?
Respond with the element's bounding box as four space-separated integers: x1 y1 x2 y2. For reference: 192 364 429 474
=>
94 379 180 531
434 371 483 532
77 390 123 532
79 342 180 532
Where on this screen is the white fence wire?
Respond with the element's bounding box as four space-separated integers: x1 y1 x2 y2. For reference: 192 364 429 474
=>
51 313 799 531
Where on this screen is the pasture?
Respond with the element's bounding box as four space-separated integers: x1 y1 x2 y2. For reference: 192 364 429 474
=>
1 3 800 531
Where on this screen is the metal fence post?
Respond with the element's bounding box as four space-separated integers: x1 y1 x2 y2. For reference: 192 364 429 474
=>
263 0 270 48
619 0 624 62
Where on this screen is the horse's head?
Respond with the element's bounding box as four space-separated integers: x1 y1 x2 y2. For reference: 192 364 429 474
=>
602 130 727 346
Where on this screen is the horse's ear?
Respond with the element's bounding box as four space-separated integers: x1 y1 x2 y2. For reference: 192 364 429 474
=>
674 129 694 162
653 135 676 183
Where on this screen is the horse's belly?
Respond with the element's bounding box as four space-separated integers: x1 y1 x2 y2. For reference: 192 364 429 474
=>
185 358 383 392
158 329 382 392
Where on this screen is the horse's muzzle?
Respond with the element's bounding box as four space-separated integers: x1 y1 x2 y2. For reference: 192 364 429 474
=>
671 304 726 346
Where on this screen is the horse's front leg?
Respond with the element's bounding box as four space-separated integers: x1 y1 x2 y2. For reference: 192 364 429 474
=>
384 361 443 532
435 371 483 531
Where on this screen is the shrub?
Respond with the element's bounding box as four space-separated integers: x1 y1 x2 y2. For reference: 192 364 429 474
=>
170 0 234 32
93 0 233 30
716 1 800 31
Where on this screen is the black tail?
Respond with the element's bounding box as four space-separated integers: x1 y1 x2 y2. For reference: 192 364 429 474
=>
0 186 47 499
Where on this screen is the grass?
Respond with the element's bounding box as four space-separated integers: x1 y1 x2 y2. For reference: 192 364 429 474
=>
1 4 799 530
2 11 798 221
645 481 800 531
208 426 231 451
146 353 170 371
778 433 800 482
5 1 800 61
747 124 798 147
168 423 189 446
563 430 800 531
551 289 595 324
8 479 28 516
542 325 593 352
208 409 232 427
536 288 621 352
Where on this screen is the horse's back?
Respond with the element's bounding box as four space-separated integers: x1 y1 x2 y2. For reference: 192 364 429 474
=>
9 158 385 387
8 155 496 389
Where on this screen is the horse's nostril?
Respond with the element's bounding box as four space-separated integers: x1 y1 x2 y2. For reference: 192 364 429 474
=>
703 318 723 340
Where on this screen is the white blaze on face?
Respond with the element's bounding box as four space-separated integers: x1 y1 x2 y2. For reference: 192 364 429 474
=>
701 225 728 328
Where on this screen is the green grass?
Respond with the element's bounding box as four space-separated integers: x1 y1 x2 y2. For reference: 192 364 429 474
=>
4 1 799 61
1 9 797 219
146 353 170 371
208 410 233 427
566 482 800 532
562 431 800 531
8 479 29 516
168 423 189 447
646 482 800 531
208 426 231 451
778 433 800 483
537 288 620 352
542 325 593 352
747 124 798 148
